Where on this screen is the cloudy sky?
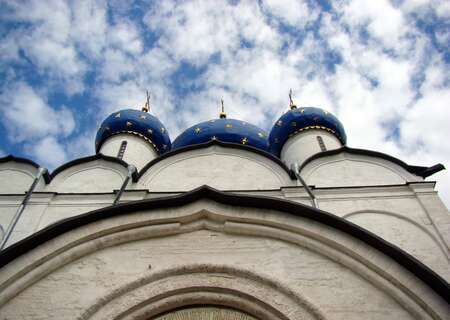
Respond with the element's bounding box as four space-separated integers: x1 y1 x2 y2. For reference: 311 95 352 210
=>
0 0 449 206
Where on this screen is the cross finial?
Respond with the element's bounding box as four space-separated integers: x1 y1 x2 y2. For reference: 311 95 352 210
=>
289 89 297 110
142 90 150 113
219 99 227 118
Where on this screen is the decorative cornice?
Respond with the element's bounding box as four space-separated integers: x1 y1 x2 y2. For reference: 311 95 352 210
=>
0 155 51 183
0 185 448 302
50 153 138 182
300 146 445 178
137 139 296 180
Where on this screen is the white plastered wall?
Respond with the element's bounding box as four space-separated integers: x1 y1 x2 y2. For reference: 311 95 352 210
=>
0 200 447 319
315 182 450 282
280 129 342 168
0 161 46 243
99 133 158 170
138 145 294 191
46 159 128 193
0 162 45 194
301 152 422 187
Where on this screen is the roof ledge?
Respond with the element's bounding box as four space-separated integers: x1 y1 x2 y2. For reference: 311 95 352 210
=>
300 147 445 179
0 155 51 183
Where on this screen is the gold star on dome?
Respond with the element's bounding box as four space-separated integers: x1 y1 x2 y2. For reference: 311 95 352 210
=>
277 120 283 126
148 129 153 134
258 132 266 138
161 127 166 133
211 135 217 140
126 121 133 127
300 108 305 113
115 113 121 118
241 137 248 145
225 123 232 128
194 127 201 134
139 115 147 119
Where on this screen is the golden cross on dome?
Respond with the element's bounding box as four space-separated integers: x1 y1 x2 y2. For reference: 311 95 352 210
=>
219 99 227 119
142 90 150 113
289 89 297 110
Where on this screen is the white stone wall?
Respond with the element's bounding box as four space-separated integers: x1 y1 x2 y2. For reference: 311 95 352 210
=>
0 148 448 288
301 151 422 187
0 200 447 319
139 145 294 191
99 133 158 170
280 129 342 168
0 162 45 194
45 159 128 193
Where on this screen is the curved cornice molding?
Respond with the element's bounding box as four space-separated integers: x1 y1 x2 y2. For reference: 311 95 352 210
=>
300 146 445 178
0 185 448 302
0 154 138 184
50 153 138 182
0 155 51 183
137 139 296 180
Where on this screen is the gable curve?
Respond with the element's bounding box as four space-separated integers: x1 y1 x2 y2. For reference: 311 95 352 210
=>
343 210 450 282
0 169 35 194
139 146 293 191
302 155 421 187
0 187 448 320
47 162 127 193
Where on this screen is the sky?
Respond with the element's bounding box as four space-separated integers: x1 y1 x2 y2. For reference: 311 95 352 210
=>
0 0 449 207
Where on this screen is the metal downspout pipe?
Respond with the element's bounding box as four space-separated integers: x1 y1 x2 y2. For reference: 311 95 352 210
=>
113 165 136 206
291 162 318 208
0 167 47 250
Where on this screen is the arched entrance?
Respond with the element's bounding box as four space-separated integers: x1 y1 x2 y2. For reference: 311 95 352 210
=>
153 305 257 320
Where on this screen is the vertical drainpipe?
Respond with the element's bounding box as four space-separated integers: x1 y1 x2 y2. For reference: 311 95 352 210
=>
113 165 137 206
0 167 47 250
291 162 318 208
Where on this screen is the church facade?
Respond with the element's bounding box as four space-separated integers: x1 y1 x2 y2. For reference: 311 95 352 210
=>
0 99 449 319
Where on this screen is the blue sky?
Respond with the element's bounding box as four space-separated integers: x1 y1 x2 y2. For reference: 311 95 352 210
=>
0 0 449 205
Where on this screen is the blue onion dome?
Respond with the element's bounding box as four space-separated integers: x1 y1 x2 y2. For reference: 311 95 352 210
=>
269 106 347 157
172 118 270 152
95 108 171 155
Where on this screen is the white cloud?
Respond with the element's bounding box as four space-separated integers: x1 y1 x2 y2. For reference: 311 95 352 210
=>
337 0 409 50
0 82 75 142
26 136 68 169
261 0 319 28
0 0 448 208
70 0 108 59
108 21 143 55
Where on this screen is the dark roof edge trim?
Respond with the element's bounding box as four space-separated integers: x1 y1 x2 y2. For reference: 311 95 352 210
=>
51 153 137 182
0 155 51 183
0 185 448 302
300 146 445 178
137 139 296 180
